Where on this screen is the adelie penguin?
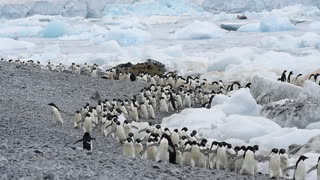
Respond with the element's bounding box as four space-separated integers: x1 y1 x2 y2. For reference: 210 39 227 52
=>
48 103 63 124
284 155 308 180
74 132 96 151
280 70 287 82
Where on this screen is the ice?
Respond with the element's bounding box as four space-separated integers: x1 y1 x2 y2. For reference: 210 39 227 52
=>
105 27 152 45
258 32 320 50
306 121 320 130
42 21 66 38
250 128 320 150
238 14 295 32
170 20 225 40
309 21 320 32
214 88 261 116
0 38 36 51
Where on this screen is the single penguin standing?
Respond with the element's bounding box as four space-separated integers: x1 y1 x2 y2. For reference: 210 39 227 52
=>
48 103 64 124
280 70 287 82
285 155 308 180
123 138 135 157
74 132 96 151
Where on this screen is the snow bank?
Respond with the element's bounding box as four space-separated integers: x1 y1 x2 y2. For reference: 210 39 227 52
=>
104 27 151 45
170 21 225 40
0 38 36 51
238 14 295 32
309 21 320 32
258 32 320 50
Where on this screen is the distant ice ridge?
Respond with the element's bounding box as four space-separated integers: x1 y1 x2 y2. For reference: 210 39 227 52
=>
0 38 36 51
0 0 207 19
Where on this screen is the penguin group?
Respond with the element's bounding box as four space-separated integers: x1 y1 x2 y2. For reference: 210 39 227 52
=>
2 59 319 179
277 70 320 87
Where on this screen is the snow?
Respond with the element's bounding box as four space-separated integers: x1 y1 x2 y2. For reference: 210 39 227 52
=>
169 21 225 40
238 14 295 32
105 27 152 45
306 121 320 129
0 38 36 51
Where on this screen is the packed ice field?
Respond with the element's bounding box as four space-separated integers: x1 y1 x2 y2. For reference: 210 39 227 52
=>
1 0 320 179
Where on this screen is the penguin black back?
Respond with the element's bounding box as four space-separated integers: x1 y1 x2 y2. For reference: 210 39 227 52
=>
130 74 136 81
161 134 176 164
74 132 96 151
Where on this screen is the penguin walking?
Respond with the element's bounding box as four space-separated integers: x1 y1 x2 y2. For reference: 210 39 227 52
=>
48 103 63 124
307 157 319 180
156 136 170 163
159 97 168 113
74 132 96 151
284 155 308 180
123 138 135 157
215 142 228 170
83 114 93 134
190 141 201 168
279 149 289 177
134 138 143 158
239 146 256 176
268 148 282 179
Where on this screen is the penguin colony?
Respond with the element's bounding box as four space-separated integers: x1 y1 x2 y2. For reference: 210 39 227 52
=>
278 70 320 87
2 58 319 179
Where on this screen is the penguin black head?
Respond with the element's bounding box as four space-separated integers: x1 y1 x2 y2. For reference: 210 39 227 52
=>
253 145 259 151
126 137 132 143
217 142 223 147
116 121 121 126
128 132 134 138
221 142 228 147
181 127 188 132
192 130 197 135
76 110 80 114
201 139 207 145
84 132 90 136
148 138 153 143
86 114 90 117
86 102 90 106
234 146 240 152
227 144 232 149
146 129 151 134
156 124 161 129
133 138 140 144
181 136 187 140
298 155 308 161
279 149 286 154
271 148 279 154
148 122 154 126
318 156 320 162
173 129 178 133
48 103 59 110
164 127 170 131
246 146 255 152
241 146 246 151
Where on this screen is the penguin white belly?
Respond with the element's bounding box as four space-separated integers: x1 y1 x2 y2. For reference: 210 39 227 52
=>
74 114 81 128
135 144 143 158
123 143 135 157
123 124 132 137
235 152 244 173
157 144 169 163
216 148 227 170
147 105 155 119
103 121 112 136
182 151 191 166
191 147 201 168
294 162 307 180
116 127 126 142
240 152 255 176
83 118 92 134
209 153 217 169
171 133 179 146
269 155 281 178
52 107 63 124
159 101 168 113
147 146 157 161
176 151 183 165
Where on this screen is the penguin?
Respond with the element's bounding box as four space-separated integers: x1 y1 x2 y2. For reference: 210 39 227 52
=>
296 74 303 86
146 102 155 119
74 110 82 128
235 146 246 173
123 120 133 137
130 104 139 122
279 148 289 177
182 141 192 166
134 138 143 158
139 102 149 119
146 138 158 161
171 129 180 146
307 156 320 180
239 146 256 176
190 141 201 168
83 114 93 134
280 70 287 82
153 124 162 137
288 71 294 83
159 97 169 113
130 74 136 81
115 121 127 143
269 148 282 179
215 142 228 170
179 127 188 138
156 135 170 163
74 132 96 151
48 103 63 124
285 155 308 180
123 138 135 157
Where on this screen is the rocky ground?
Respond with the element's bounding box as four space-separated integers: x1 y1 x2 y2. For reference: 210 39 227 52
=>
0 61 272 180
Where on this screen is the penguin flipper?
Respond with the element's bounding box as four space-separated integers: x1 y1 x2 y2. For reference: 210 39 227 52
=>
148 143 160 148
182 149 191 153
131 125 139 129
283 165 296 172
280 156 287 164
140 148 147 156
74 138 83 144
233 155 244 162
105 122 113 129
226 151 236 159
307 165 317 174
107 129 115 137
168 146 174 153
138 128 147 134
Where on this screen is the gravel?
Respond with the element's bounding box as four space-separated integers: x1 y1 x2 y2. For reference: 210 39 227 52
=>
0 61 271 180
